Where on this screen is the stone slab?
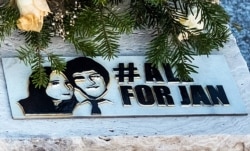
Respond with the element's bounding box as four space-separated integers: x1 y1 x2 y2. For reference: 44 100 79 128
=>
0 30 250 150
2 55 247 119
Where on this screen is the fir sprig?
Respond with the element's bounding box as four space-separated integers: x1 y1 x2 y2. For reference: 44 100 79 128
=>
17 21 62 88
146 33 172 66
30 51 48 89
171 43 197 81
0 0 230 87
17 46 66 88
21 22 52 50
136 0 229 81
0 4 19 42
66 5 134 59
48 53 66 72
17 45 37 66
93 7 120 59
64 7 98 56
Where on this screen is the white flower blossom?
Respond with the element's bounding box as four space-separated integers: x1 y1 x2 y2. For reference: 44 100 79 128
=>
16 0 51 32
178 7 204 41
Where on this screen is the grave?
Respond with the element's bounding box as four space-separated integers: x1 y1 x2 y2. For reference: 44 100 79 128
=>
0 1 250 150
0 29 250 150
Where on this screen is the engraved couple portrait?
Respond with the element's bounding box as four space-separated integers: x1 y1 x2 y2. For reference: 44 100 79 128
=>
17 57 111 116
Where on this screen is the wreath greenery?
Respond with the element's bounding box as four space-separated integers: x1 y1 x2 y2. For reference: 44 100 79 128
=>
0 0 230 88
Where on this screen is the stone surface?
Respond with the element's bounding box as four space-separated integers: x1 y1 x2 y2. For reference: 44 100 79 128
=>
2 56 247 119
1 1 250 150
0 30 250 150
221 0 250 69
0 135 250 151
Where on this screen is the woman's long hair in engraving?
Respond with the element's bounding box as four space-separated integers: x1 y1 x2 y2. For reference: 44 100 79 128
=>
18 67 77 114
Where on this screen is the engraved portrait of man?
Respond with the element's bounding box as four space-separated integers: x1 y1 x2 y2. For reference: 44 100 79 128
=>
65 57 111 115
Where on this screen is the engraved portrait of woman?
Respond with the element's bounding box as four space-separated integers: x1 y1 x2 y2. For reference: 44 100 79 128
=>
18 67 78 115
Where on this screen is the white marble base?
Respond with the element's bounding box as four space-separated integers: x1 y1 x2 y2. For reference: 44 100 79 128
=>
0 135 250 150
0 30 250 150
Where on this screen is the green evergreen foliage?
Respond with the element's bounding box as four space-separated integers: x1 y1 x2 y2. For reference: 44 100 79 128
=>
48 53 66 72
0 4 18 42
17 45 66 88
0 0 230 87
22 22 52 50
66 5 134 59
135 0 230 81
30 52 49 89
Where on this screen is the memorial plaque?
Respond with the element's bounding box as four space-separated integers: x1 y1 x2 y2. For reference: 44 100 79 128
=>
2 55 247 119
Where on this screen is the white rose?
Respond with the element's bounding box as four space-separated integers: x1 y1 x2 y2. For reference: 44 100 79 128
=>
177 7 204 41
16 0 51 32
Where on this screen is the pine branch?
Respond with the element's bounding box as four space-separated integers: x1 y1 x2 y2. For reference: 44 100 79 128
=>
138 0 229 81
198 1 230 49
94 6 134 59
2 0 231 87
47 53 66 72
16 21 54 88
66 5 133 59
201 1 230 31
105 6 134 34
30 50 48 89
17 45 37 66
65 7 98 56
71 37 98 57
21 22 52 50
66 7 100 38
17 46 61 88
171 44 197 81
93 0 108 6
94 7 119 59
129 0 162 28
0 5 19 43
146 33 172 66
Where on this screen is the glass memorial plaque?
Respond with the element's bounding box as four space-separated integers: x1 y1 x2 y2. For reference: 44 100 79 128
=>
2 55 247 119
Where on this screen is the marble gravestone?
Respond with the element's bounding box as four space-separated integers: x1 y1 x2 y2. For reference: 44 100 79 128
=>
0 25 250 150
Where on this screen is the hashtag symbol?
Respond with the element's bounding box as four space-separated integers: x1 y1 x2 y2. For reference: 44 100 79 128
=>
113 63 140 83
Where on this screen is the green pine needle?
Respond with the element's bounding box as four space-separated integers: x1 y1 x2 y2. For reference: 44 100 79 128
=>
30 51 48 89
0 5 19 43
1 0 230 87
48 54 66 72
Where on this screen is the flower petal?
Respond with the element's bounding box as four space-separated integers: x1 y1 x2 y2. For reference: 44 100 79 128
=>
34 0 51 15
16 0 50 32
17 14 43 32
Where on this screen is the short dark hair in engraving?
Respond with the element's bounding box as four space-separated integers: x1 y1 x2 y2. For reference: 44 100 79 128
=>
65 57 111 115
66 57 110 92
